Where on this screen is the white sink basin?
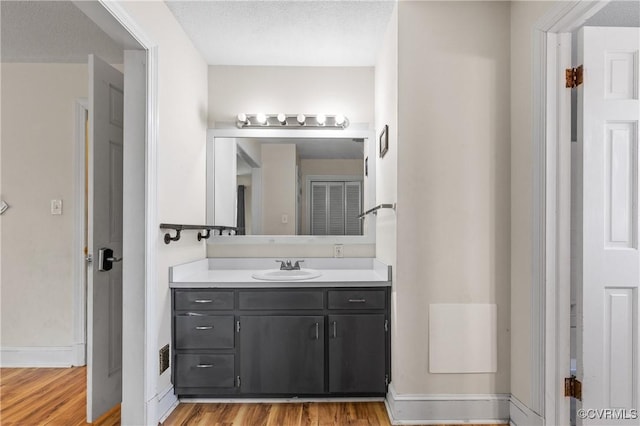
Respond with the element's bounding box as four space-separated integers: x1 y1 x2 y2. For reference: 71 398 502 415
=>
251 268 322 281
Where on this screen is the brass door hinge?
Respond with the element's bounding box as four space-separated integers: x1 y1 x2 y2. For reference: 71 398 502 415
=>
564 376 582 400
566 65 584 88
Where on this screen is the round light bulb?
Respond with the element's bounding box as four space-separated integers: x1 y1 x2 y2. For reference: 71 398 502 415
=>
316 114 326 125
237 113 248 123
297 114 306 125
256 113 267 125
335 114 346 126
277 113 287 125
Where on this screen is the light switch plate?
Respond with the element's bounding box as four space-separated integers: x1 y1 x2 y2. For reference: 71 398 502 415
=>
334 244 344 258
51 199 62 215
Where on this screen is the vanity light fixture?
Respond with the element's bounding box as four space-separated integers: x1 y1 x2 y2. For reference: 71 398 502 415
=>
235 113 349 129
237 113 249 126
256 113 268 125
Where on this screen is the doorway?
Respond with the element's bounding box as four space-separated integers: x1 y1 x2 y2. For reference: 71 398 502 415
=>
0 1 155 423
534 1 640 425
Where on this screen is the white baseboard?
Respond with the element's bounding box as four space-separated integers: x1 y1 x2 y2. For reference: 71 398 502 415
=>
157 385 179 423
0 346 75 367
71 343 86 366
509 395 543 426
385 384 510 425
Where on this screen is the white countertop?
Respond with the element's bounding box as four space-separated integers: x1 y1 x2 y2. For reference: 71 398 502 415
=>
169 258 391 288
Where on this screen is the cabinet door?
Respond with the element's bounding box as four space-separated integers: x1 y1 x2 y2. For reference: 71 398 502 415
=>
240 315 324 394
328 314 386 394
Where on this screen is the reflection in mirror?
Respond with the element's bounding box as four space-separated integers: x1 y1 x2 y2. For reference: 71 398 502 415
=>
213 137 365 236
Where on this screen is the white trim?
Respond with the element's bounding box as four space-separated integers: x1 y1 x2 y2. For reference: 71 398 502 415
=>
384 384 510 425
0 346 75 367
143 43 160 426
509 395 544 426
157 385 179 424
182 397 384 404
531 24 547 416
72 98 88 367
208 126 372 140
95 1 159 425
531 1 611 425
72 343 86 367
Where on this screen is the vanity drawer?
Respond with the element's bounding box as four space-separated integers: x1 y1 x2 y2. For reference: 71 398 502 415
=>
328 289 386 310
174 290 234 311
175 354 235 388
175 315 235 349
239 290 324 310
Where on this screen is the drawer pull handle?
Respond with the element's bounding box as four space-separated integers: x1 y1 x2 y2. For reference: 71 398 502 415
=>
332 321 337 338
194 299 213 303
195 326 213 330
348 298 366 303
196 364 214 368
314 322 319 340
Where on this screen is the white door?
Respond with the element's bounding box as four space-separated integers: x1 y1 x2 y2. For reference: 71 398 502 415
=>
578 26 639 425
87 54 124 422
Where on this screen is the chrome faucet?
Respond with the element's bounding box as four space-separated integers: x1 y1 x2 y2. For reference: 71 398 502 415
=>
275 259 304 270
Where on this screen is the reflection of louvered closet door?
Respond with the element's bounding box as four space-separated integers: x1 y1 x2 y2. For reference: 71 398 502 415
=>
311 182 362 236
345 182 362 236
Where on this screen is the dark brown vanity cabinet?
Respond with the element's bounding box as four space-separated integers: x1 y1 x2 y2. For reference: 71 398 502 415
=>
171 287 390 397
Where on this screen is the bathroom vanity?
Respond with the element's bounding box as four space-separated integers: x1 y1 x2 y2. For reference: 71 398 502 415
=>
169 258 391 398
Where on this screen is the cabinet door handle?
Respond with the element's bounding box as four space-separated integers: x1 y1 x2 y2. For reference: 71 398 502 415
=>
194 299 213 303
332 321 337 338
314 322 319 340
348 298 366 303
195 326 213 330
196 364 214 368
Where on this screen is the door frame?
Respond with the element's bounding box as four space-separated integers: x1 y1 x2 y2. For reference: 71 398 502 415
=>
72 98 88 367
80 1 159 424
532 1 610 424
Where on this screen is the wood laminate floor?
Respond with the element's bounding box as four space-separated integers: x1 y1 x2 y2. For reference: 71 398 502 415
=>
0 367 119 426
1 367 508 426
163 401 392 426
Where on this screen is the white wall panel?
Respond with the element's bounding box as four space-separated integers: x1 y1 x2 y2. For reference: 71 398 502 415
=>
429 304 497 374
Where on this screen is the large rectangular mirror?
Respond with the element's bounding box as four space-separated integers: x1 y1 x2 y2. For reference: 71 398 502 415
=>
206 128 375 242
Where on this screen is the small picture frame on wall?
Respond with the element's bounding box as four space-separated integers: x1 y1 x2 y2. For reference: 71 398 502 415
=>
365 157 369 177
379 124 389 158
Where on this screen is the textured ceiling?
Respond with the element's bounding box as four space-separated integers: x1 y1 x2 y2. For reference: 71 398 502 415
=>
1 1 129 63
164 0 396 66
2 0 636 66
585 0 640 27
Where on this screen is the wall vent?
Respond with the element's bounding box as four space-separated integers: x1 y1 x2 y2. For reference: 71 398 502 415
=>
159 344 170 374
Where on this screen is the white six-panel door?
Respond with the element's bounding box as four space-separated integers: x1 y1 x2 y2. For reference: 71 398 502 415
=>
87 54 124 422
578 26 640 425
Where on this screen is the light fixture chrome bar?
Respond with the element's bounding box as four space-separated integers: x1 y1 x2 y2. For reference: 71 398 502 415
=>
236 113 349 129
